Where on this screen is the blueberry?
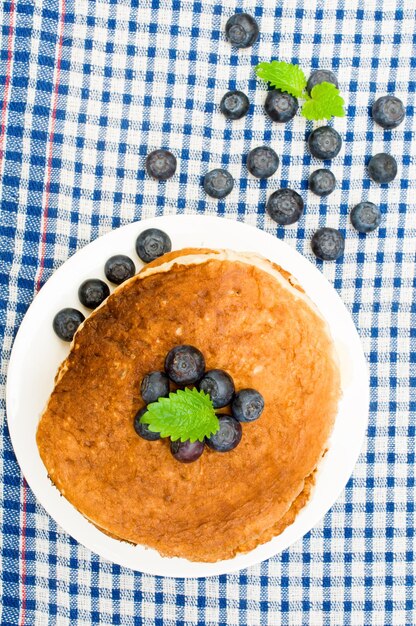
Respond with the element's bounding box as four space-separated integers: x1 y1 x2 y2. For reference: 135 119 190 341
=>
350 202 381 233
232 388 264 423
220 90 250 120
165 345 205 385
206 415 242 452
311 227 345 261
199 369 235 409
266 188 304 225
145 149 177 180
141 371 170 404
134 406 161 441
308 126 342 160
225 13 259 48
204 169 234 199
104 255 136 285
372 95 405 129
135 228 172 263
308 169 336 197
367 153 397 184
306 70 339 95
247 146 279 179
170 439 205 463
265 89 298 123
78 279 110 309
53 308 85 342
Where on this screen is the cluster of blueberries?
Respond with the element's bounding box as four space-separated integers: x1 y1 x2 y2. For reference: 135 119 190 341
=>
53 228 172 341
144 13 405 262
134 345 265 463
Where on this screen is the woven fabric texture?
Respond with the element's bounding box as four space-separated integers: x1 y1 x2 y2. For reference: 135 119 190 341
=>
1 1 415 624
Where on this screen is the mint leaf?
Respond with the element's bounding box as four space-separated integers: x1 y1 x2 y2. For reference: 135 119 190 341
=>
301 82 345 121
140 388 219 443
255 61 307 98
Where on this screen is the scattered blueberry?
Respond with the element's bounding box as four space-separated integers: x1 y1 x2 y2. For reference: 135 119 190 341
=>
306 69 339 95
225 13 259 48
350 201 381 233
53 308 85 342
308 169 336 197
170 439 205 463
247 146 279 179
267 188 304 225
141 371 170 404
145 149 177 180
206 415 242 452
134 406 161 441
104 255 136 285
308 126 342 160
78 279 110 309
165 345 205 385
367 153 397 184
135 228 172 263
265 89 298 123
372 95 405 129
311 227 345 261
204 169 234 199
199 369 235 409
232 389 264 423
220 90 250 120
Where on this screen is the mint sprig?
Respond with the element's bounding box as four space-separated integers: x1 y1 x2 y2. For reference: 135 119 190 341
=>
255 60 345 121
255 61 307 98
301 82 345 121
140 388 219 443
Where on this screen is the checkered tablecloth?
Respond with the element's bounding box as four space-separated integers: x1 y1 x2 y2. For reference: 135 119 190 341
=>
1 1 415 624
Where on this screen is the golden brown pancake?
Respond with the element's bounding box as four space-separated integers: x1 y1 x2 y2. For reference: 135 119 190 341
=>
37 248 340 562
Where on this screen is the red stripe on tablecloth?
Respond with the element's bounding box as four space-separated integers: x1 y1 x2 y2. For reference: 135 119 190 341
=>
36 0 66 291
0 0 16 164
20 2 66 625
19 479 27 626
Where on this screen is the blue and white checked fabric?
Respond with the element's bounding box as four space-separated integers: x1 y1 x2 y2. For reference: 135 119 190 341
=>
1 1 415 624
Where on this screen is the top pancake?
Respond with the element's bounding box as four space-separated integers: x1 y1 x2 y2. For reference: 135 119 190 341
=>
36 248 340 562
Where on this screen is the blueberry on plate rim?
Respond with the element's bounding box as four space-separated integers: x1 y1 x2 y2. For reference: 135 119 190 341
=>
232 388 264 423
135 228 172 263
170 439 205 463
220 90 250 120
308 169 336 197
134 407 161 441
225 13 259 48
145 149 177 180
246 146 279 179
53 308 85 342
311 227 345 261
165 345 206 385
267 188 304 225
265 89 298 123
372 95 405 129
350 201 381 233
308 126 342 160
204 169 234 199
199 369 235 409
104 254 136 285
141 371 170 404
367 153 397 184
206 415 242 452
306 69 339 95
78 278 110 310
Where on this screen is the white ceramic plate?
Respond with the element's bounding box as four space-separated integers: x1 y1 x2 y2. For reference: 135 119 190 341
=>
7 215 369 578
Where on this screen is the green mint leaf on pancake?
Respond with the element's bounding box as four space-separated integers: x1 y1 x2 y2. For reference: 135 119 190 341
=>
301 82 345 121
140 388 219 443
255 60 307 98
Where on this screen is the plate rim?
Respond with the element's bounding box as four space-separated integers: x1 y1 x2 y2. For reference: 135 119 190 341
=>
6 214 369 578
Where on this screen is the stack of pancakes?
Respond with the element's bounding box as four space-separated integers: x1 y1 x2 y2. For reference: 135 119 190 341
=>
37 248 340 562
